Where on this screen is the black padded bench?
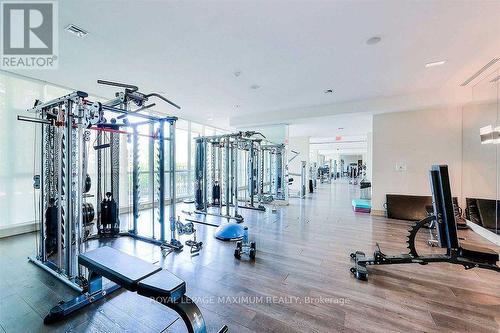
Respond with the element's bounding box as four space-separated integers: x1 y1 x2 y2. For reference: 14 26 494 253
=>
45 246 227 333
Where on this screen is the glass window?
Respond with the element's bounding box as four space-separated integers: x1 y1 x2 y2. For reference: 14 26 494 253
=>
0 73 43 227
176 128 189 170
0 71 231 231
204 126 216 136
191 122 203 134
191 130 201 170
44 84 72 100
176 119 189 131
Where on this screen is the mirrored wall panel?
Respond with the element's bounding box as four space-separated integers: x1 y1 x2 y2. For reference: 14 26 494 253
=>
462 67 499 235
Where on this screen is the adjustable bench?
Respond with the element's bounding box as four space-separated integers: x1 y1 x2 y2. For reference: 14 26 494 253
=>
45 246 227 333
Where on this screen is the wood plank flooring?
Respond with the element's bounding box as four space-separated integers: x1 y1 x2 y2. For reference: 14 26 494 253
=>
0 181 499 332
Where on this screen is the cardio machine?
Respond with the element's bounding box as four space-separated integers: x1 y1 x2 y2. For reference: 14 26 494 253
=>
350 165 500 281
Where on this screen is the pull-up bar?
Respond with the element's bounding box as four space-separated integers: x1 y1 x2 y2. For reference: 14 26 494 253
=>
89 126 171 141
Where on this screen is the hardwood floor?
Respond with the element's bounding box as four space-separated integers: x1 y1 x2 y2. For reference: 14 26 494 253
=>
0 181 499 332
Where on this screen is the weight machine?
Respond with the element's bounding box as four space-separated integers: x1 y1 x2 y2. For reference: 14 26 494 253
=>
18 91 98 291
289 156 306 199
243 136 266 211
328 159 333 182
90 80 183 252
194 133 243 222
18 80 186 292
318 159 332 184
350 165 499 281
260 143 288 202
286 149 304 198
310 162 318 190
193 131 268 240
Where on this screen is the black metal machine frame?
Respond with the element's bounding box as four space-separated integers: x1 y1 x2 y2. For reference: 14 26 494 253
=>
350 165 500 281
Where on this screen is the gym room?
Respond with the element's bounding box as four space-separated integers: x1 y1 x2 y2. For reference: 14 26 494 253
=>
0 1 499 332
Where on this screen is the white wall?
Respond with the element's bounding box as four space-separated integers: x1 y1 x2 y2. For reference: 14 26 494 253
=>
372 106 462 213
366 131 373 181
237 124 288 144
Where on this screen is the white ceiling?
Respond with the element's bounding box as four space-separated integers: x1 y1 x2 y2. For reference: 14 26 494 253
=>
311 134 369 157
292 114 372 155
10 0 500 128
315 145 367 158
290 113 372 138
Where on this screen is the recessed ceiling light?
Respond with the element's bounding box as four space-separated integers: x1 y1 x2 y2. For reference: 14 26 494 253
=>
425 60 447 68
65 24 88 37
207 117 213 121
250 84 260 90
324 89 333 94
366 36 382 45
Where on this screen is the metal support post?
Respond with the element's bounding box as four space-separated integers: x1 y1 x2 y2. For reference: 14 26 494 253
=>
158 120 166 241
233 143 241 220
132 125 139 234
203 139 208 211
225 137 231 216
169 120 177 243
300 161 306 198
248 143 255 207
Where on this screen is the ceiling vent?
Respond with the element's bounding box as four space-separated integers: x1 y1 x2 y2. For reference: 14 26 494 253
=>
490 75 500 83
460 57 499 86
65 24 88 37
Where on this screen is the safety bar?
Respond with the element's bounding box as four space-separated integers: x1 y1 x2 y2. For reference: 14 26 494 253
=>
97 79 138 92
144 93 181 110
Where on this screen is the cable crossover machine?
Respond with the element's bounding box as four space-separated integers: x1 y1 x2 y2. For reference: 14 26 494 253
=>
259 143 288 203
17 80 219 332
191 132 288 240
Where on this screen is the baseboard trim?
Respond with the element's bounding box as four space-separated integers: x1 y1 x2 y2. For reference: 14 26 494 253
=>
466 220 500 246
371 209 385 217
0 221 39 239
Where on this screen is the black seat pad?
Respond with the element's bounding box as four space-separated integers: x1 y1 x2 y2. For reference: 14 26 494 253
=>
79 246 161 291
137 270 186 302
460 244 499 264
